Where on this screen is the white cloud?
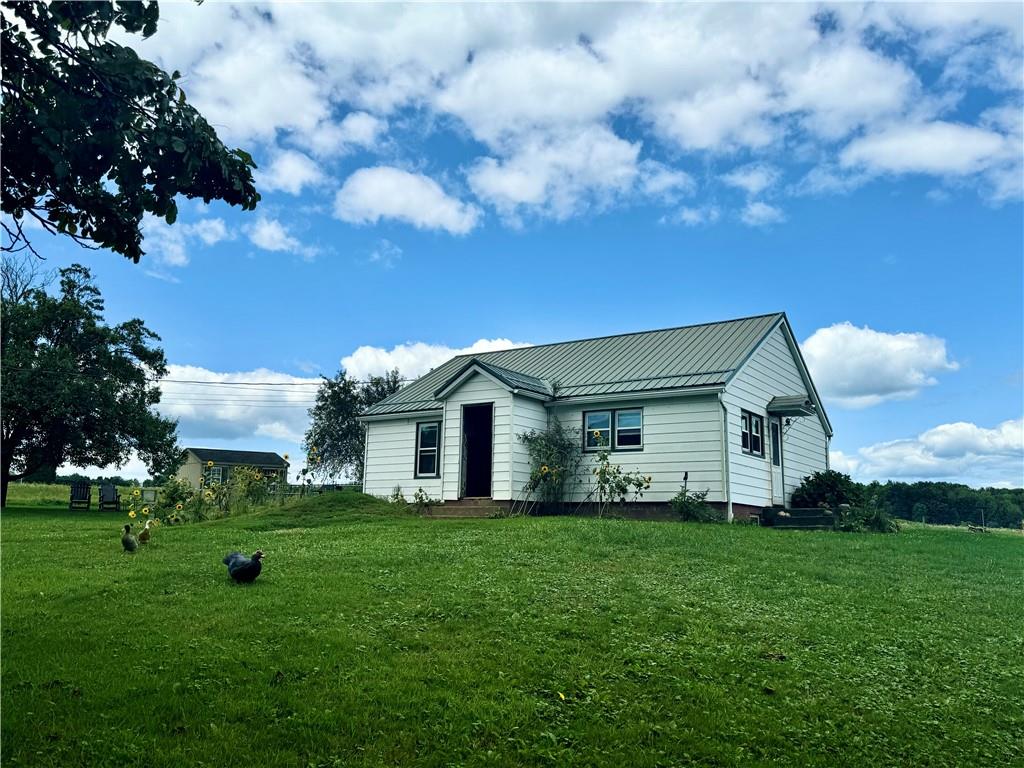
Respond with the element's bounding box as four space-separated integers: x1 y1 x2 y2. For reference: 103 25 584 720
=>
184 218 231 246
740 201 785 226
840 121 1009 176
118 1 1023 222
467 127 642 222
341 338 531 380
245 217 319 260
835 419 1023 487
255 150 328 195
666 205 720 227
334 166 481 234
803 322 959 408
722 163 781 196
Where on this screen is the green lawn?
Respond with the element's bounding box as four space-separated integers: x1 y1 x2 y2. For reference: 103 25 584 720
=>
2 494 1022 767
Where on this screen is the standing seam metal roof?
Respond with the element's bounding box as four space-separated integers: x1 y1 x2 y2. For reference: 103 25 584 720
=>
363 313 784 416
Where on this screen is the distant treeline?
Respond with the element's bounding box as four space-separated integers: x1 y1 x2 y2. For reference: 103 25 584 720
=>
55 472 140 487
862 480 1022 529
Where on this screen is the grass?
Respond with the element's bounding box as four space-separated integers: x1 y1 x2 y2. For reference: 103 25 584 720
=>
2 493 1022 767
5 482 137 507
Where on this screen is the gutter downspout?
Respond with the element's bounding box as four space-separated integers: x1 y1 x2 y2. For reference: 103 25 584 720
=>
718 392 733 523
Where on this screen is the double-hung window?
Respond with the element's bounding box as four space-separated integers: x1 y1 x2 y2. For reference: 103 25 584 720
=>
614 409 643 449
584 408 643 451
415 422 441 478
741 410 764 457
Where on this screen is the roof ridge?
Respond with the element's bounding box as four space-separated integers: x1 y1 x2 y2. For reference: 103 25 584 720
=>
446 311 785 359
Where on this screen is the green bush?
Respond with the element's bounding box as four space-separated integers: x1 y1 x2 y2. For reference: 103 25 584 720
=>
791 470 863 509
834 505 900 534
669 485 720 522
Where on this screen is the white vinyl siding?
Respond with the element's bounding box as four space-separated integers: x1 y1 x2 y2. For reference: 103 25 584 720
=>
441 372 513 500
362 416 443 499
511 395 549 499
724 324 828 507
549 395 724 503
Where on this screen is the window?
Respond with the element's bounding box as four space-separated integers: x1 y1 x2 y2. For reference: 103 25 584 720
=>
584 411 611 449
614 409 643 449
741 410 764 457
206 465 222 484
415 421 441 477
770 420 781 467
584 408 643 451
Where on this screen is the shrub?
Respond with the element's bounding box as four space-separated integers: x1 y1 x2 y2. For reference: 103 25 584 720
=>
228 466 269 511
388 485 406 504
834 504 900 534
669 485 720 522
517 420 584 513
791 470 863 509
411 487 438 515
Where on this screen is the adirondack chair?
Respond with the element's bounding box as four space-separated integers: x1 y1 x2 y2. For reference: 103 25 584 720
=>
98 483 121 511
69 481 91 510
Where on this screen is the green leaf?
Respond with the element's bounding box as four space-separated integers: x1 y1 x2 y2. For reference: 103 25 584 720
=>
171 138 187 153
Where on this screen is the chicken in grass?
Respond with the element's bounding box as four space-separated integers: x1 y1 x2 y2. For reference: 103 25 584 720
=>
223 550 264 583
138 519 153 545
121 524 138 553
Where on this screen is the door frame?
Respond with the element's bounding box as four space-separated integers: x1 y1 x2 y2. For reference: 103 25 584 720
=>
459 402 495 498
769 415 785 506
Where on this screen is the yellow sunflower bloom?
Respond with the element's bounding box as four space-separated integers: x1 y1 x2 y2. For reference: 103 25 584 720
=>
142 507 149 515
128 511 136 519
132 489 141 497
175 503 183 511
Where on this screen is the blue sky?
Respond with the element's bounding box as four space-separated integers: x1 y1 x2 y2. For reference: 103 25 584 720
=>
24 3 1023 486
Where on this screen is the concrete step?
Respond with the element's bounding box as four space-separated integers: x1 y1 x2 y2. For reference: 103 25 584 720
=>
426 504 500 519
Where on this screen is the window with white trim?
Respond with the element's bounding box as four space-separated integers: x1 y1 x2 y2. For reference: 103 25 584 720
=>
614 409 643 449
741 410 764 457
415 422 441 477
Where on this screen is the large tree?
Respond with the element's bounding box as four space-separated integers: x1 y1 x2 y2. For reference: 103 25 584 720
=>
304 369 403 482
0 261 179 506
1 1 259 261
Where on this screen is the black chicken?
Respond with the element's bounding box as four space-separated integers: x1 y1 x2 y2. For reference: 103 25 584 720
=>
223 550 264 583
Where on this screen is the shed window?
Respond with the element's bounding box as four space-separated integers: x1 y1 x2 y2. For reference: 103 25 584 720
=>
584 411 611 449
415 422 440 477
741 410 764 457
205 465 222 484
614 409 643 449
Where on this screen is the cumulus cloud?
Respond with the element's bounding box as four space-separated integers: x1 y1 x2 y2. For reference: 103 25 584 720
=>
740 201 786 226
255 149 328 195
840 121 1010 176
334 166 481 234
141 215 232 270
803 322 959 408
119 1 1023 225
835 418 1023 487
722 164 781 196
341 338 531 380
245 217 319 259
665 205 721 227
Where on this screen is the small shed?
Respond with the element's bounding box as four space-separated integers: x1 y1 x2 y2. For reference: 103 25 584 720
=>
175 448 290 489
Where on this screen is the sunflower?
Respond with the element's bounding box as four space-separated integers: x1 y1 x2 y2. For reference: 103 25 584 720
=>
132 489 141 498
540 465 549 474
207 460 214 468
128 510 137 519
175 503 183 511
142 507 150 515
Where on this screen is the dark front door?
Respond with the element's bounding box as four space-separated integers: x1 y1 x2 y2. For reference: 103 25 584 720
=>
462 403 493 497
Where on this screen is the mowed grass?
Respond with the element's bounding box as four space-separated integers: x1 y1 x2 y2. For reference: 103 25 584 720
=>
2 494 1022 767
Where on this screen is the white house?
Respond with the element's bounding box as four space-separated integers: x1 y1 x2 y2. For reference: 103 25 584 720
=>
359 313 831 519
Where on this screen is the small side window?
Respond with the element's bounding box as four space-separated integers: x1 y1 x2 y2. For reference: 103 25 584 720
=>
415 422 441 477
741 410 764 458
770 421 781 467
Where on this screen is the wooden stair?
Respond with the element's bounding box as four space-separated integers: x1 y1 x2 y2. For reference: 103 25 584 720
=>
763 507 834 530
426 498 502 519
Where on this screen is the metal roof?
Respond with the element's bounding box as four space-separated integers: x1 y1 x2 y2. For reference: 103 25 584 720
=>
435 359 554 399
767 395 817 416
185 448 289 466
364 313 784 416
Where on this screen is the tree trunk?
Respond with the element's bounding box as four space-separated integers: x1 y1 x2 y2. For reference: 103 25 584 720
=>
1 465 9 508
